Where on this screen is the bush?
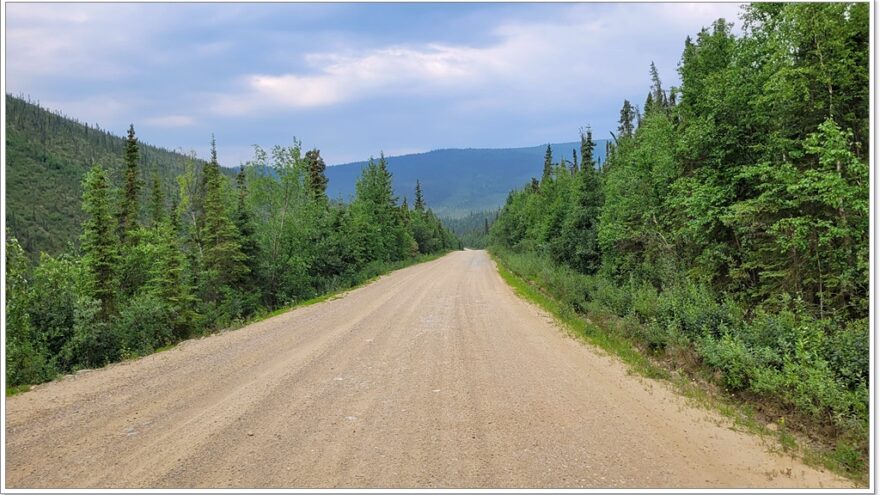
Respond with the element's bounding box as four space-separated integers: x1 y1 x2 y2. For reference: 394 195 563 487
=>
28 253 82 362
113 293 174 356
6 338 52 387
630 282 660 323
590 276 632 316
824 319 869 390
61 297 117 370
698 332 757 391
655 281 736 340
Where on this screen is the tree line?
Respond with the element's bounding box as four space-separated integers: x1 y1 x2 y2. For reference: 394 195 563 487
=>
441 210 498 249
491 3 868 469
7 130 457 386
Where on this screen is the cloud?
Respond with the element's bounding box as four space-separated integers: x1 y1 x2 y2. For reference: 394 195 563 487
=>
210 43 504 114
209 3 743 116
6 3 747 163
145 115 196 127
4 5 142 86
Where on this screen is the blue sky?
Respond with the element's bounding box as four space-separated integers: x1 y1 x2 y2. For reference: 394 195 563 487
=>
5 2 742 166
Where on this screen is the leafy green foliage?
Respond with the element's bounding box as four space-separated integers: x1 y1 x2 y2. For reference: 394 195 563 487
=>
490 2 868 465
7 131 457 388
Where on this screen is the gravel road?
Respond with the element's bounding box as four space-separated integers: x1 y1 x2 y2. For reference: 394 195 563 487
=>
4 250 851 488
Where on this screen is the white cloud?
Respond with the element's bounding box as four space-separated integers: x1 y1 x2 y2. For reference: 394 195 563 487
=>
210 43 505 114
209 3 743 116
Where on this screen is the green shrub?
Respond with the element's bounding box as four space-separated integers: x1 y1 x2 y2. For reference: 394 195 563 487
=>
824 319 869 390
698 332 757 391
590 276 632 316
61 297 117 370
113 293 174 356
630 282 660 323
29 253 82 362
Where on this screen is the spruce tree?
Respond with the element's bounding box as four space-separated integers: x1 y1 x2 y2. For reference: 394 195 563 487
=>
649 61 667 109
119 124 141 241
644 92 655 116
542 145 553 182
234 165 259 282
571 149 579 173
81 164 119 317
618 100 635 138
200 138 249 299
414 180 426 212
305 148 328 201
580 127 595 168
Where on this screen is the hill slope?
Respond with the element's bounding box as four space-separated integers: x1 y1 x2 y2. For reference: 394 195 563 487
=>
5 95 221 256
326 141 608 217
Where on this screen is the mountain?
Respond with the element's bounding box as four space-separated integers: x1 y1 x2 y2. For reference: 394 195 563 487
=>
326 141 608 217
6 93 608 253
4 95 225 256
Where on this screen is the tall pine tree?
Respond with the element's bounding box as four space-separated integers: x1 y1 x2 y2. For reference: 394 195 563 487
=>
305 149 328 202
200 137 249 301
414 180 426 212
81 164 119 317
542 145 553 182
618 100 635 138
119 124 141 241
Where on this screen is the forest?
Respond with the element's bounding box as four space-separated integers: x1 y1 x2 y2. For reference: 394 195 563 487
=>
5 95 224 257
490 3 869 472
441 210 497 249
6 127 457 389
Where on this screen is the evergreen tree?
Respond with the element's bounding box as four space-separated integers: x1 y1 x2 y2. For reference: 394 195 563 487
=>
571 149 579 173
414 180 426 211
119 124 141 241
305 148 328 201
147 219 198 340
81 164 119 317
581 127 595 168
618 100 635 138
200 138 249 301
234 165 260 285
542 145 553 182
649 61 668 109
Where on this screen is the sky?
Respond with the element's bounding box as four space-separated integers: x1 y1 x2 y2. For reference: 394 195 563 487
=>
5 2 743 166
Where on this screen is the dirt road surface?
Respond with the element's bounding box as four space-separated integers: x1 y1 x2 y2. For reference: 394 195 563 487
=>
5 250 852 488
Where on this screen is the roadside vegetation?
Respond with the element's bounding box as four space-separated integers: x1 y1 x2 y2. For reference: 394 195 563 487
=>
6 131 457 389
490 3 868 478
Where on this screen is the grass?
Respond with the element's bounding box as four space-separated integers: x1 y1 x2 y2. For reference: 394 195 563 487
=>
6 384 32 397
489 250 866 486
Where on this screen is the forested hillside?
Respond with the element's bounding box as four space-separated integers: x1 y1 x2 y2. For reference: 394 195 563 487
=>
5 95 232 257
7 127 457 389
326 141 608 217
491 3 868 474
441 210 498 249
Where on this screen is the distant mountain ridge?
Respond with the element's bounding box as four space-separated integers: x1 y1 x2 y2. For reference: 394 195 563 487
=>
6 93 608 254
326 141 608 217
